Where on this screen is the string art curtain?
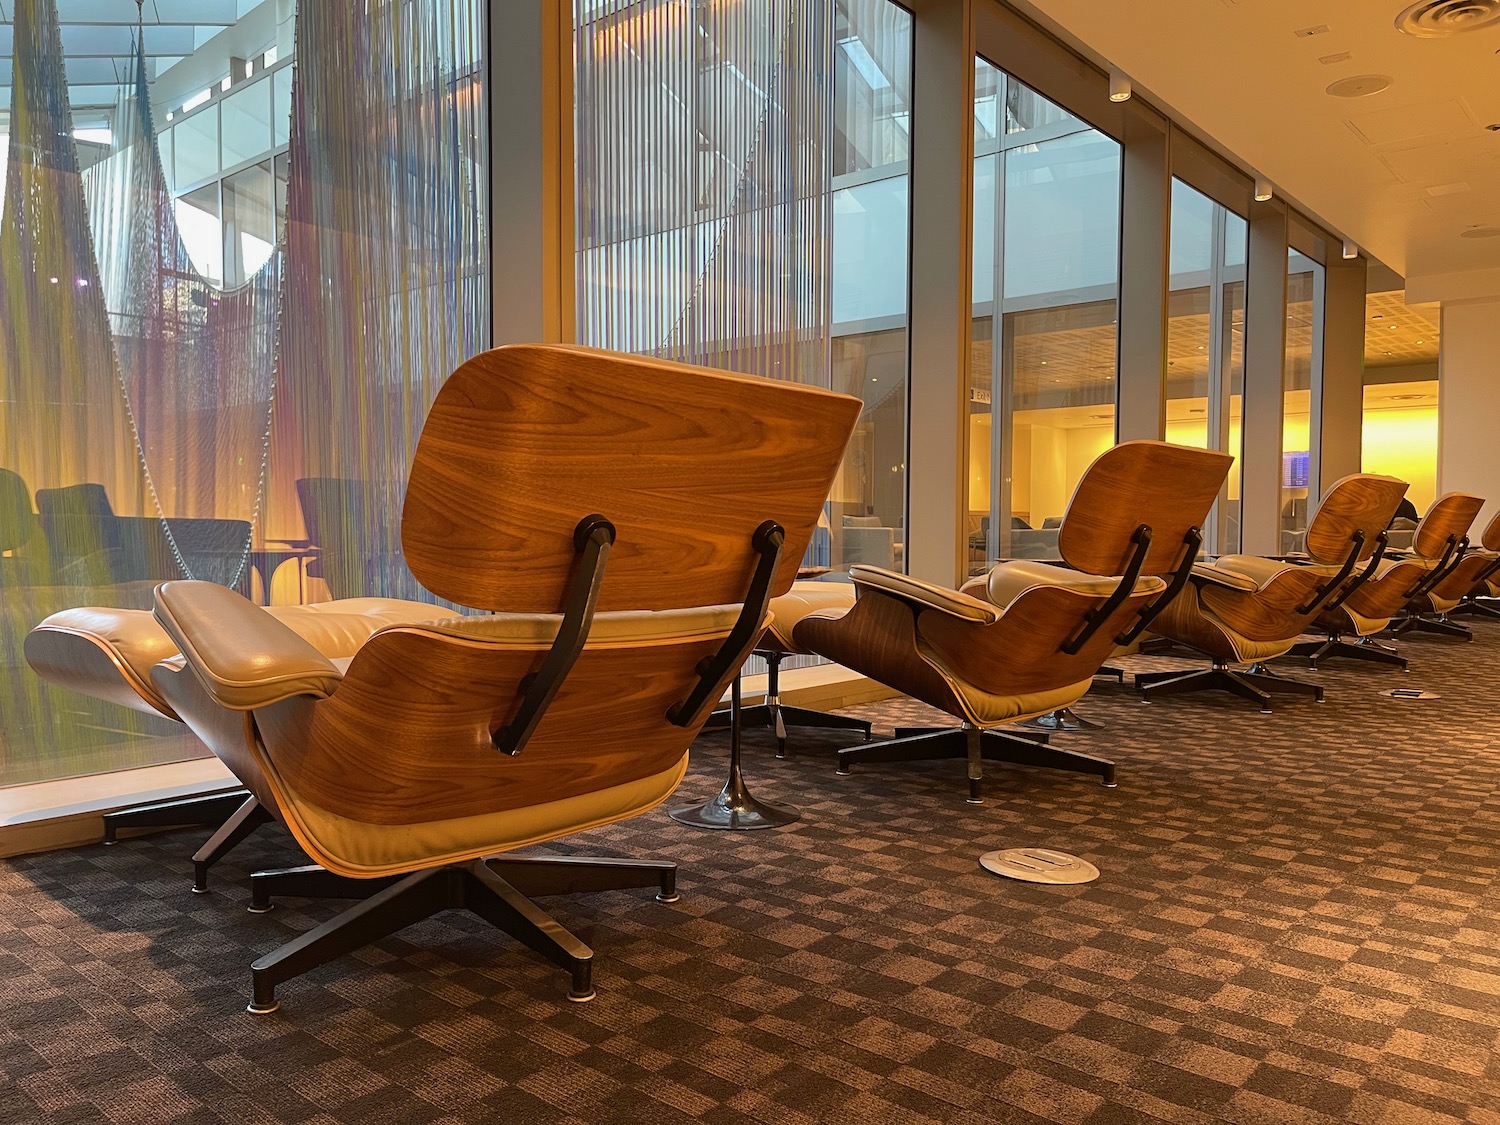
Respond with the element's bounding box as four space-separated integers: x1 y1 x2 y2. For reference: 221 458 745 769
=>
0 0 138 512
85 41 280 590
574 0 835 384
270 0 487 602
0 0 175 785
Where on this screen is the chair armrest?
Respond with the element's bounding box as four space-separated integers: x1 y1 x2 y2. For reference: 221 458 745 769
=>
153 580 343 710
849 565 999 623
1187 561 1261 593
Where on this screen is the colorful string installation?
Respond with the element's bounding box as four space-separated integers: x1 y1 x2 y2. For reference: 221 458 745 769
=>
269 0 487 604
574 0 835 386
0 0 487 786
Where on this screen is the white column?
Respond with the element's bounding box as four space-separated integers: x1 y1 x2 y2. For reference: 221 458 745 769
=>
1437 297 1500 528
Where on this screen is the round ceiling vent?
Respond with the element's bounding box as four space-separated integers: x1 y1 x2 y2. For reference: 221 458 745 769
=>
1396 0 1500 37
1460 225 1500 238
1326 74 1393 97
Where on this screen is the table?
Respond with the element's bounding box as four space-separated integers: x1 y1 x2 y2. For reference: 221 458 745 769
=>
246 540 319 606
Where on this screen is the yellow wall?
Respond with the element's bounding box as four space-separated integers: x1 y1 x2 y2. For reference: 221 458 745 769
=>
1364 405 1438 512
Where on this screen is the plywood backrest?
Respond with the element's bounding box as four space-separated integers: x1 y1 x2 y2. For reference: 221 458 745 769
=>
1057 441 1234 577
1413 492 1485 560
403 344 862 612
1303 474 1408 565
1481 510 1500 553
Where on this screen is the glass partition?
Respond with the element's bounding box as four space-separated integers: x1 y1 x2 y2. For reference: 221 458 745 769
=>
1166 179 1247 554
968 59 1121 572
1283 250 1323 554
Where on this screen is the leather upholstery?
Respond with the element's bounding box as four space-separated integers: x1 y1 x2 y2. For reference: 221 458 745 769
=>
761 581 856 653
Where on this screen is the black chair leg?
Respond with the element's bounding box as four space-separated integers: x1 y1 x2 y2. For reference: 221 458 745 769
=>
192 796 272 893
1137 664 1274 712
1287 633 1407 671
708 651 872 758
835 723 1114 803
1411 615 1472 640
102 788 252 844
247 853 678 1013
1451 597 1500 621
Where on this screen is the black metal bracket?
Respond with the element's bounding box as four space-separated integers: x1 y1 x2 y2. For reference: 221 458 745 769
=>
1062 524 1151 656
666 520 784 728
1404 534 1463 600
1295 529 1365 615
490 515 616 756
1324 530 1388 613
1116 526 1200 646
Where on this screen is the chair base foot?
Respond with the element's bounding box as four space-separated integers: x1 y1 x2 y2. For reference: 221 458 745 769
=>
1286 634 1407 671
1136 661 1322 712
1017 708 1101 733
247 854 677 1011
835 725 1115 800
1451 597 1500 621
101 788 252 845
190 796 272 893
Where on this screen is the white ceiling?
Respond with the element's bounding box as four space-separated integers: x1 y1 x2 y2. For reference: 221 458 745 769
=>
1012 0 1500 302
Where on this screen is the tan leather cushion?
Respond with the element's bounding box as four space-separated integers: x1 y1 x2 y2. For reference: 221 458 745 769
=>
26 606 185 719
275 757 689 877
850 565 999 623
762 581 856 652
27 594 468 718
982 559 1164 611
1214 554 1342 588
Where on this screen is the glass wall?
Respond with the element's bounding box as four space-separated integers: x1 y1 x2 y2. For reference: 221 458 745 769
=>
1165 179 1247 554
574 0 914 574
1282 250 1323 553
1 0 488 787
968 59 1121 572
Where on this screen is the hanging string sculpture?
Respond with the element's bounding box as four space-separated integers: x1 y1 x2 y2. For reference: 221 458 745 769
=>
574 0 835 385
270 0 487 603
85 35 280 592
0 0 171 783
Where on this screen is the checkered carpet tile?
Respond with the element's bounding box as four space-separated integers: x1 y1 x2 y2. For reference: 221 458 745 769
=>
2 622 1499 1123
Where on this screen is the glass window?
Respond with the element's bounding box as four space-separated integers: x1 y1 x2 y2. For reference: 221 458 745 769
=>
174 182 224 287
173 104 220 189
968 60 1121 571
219 79 273 170
1283 250 1322 554
273 64 294 147
1361 294 1439 514
1166 179 1247 554
222 161 277 287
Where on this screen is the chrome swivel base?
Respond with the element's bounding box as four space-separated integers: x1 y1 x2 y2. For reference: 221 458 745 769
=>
1018 708 1102 733
245 854 679 1012
834 722 1116 803
1137 658 1323 713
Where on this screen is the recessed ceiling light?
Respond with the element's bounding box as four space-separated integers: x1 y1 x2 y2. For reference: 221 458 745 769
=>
1319 51 1353 64
1295 24 1332 37
1326 74 1393 98
1460 225 1500 238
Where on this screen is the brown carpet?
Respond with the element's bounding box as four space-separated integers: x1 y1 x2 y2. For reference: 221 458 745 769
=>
2 622 1499 1123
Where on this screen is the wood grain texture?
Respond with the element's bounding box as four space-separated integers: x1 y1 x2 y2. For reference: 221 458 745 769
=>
793 581 1157 720
1304 474 1408 564
249 621 757 827
1199 566 1328 642
1056 440 1233 577
1340 558 1438 619
1480 511 1500 553
402 344 862 612
1412 492 1485 560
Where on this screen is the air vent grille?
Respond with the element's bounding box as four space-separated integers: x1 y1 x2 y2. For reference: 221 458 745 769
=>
1396 0 1500 36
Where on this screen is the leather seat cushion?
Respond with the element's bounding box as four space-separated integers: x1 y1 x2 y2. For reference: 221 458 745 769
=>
27 597 468 717
275 756 690 877
980 559 1164 611
761 580 856 652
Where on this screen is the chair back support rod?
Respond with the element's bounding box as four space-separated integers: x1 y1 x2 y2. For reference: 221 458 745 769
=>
1062 524 1151 656
1295 529 1365 615
1323 530 1388 613
1116 527 1202 645
491 515 616 755
666 520 784 727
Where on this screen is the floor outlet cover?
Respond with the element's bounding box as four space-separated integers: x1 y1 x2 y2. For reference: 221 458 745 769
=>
980 848 1100 884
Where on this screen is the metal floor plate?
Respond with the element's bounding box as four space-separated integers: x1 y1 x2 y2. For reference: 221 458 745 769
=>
979 847 1100 884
